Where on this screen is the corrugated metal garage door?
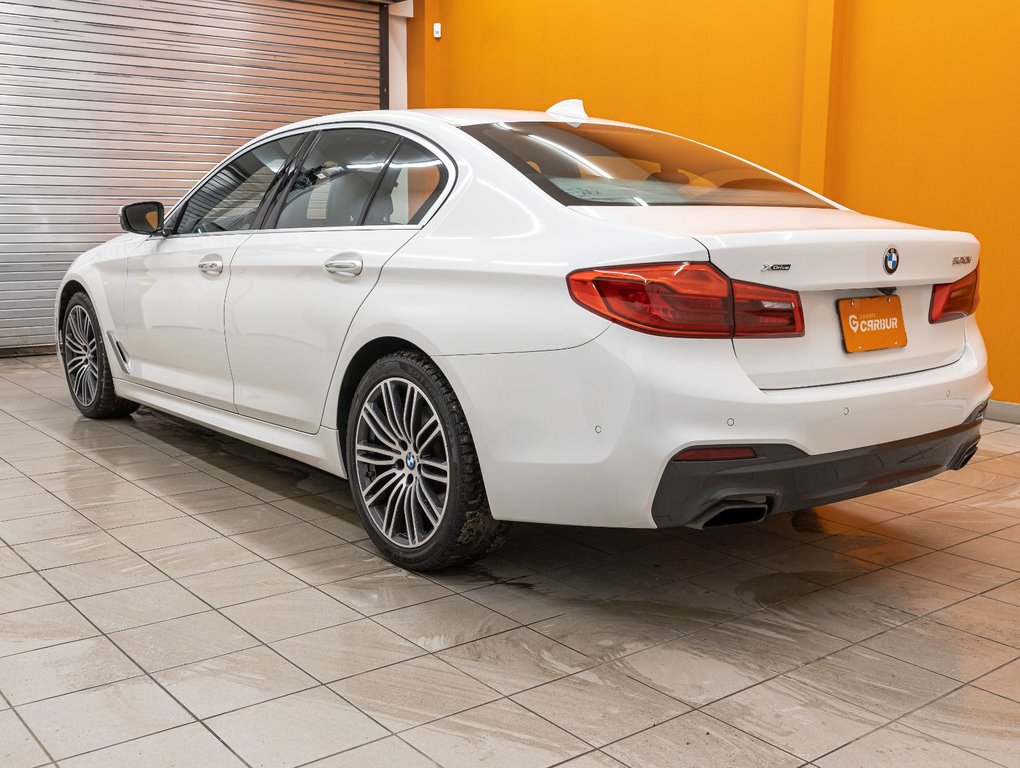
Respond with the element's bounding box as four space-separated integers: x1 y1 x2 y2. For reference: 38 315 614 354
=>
0 0 388 349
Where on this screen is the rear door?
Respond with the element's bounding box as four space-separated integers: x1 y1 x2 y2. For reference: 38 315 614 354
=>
225 125 453 432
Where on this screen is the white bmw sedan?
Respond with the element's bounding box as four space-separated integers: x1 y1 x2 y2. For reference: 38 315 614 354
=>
56 104 990 569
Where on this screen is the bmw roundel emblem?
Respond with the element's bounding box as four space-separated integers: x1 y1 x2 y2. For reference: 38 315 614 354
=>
883 247 899 274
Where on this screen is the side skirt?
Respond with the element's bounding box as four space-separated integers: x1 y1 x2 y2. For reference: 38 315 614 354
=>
115 380 346 478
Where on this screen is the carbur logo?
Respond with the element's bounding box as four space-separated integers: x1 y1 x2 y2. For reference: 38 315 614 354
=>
883 247 899 274
761 264 791 272
848 314 899 334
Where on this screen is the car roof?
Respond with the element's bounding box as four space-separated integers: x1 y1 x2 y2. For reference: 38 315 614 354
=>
391 108 623 126
235 107 633 159
261 107 627 136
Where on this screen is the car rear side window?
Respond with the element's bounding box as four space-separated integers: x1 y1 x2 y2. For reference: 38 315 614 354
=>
462 122 831 208
364 140 449 226
275 129 399 229
176 136 300 234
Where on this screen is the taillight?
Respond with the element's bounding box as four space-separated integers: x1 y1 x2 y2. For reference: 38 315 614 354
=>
732 281 805 337
929 267 979 323
566 262 804 338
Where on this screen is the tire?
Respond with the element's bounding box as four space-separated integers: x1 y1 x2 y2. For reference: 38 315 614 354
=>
61 292 139 419
346 351 510 570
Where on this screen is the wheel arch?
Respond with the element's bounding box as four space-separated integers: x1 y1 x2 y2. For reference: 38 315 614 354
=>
335 336 429 459
56 279 88 355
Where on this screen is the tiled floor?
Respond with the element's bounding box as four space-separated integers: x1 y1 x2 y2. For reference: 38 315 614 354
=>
1 354 1020 768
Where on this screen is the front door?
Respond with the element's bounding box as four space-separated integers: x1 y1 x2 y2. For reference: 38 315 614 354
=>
123 135 301 409
226 128 451 432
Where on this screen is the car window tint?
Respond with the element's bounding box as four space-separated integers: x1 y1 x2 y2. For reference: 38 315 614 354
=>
276 129 399 229
364 140 448 226
462 122 831 208
177 136 299 234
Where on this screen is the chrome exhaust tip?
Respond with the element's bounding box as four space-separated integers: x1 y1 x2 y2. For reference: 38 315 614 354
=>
688 497 771 529
952 442 979 470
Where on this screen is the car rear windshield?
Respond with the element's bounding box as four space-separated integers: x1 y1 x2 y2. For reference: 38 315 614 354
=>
462 122 831 208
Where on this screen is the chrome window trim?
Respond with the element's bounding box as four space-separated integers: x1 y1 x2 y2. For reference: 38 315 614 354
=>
161 121 457 239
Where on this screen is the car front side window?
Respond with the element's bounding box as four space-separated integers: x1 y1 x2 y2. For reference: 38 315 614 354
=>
274 128 400 230
175 136 301 235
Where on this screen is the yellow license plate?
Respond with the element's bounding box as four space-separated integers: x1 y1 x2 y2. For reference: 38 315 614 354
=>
837 295 907 353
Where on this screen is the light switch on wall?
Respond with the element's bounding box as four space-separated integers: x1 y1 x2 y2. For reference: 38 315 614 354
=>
433 22 442 39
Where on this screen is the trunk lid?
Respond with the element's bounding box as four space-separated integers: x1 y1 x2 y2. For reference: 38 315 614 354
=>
574 206 978 389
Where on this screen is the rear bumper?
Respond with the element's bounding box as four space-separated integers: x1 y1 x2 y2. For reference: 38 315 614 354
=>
651 412 984 528
440 318 991 529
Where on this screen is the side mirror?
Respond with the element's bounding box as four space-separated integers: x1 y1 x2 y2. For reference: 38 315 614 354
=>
119 201 165 235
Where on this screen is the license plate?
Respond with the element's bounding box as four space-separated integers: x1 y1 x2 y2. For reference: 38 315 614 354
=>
837 295 907 353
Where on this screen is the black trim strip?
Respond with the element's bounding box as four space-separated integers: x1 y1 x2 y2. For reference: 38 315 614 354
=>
260 130 322 230
379 4 390 109
253 131 318 231
357 137 403 226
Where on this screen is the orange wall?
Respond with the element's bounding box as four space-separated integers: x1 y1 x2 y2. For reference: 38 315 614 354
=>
408 0 1020 403
409 0 812 177
825 1 1020 404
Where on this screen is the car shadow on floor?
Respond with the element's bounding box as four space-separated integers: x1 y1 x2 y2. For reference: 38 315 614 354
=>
117 405 1003 618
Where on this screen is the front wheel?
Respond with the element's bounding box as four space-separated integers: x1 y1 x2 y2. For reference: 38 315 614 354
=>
61 292 139 419
346 351 509 570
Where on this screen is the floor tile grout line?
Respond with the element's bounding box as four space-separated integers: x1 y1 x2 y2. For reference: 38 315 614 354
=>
834 555 1020 601
6 374 1020 764
858 509 1020 548
583 708 810 767
5 440 1011 567
801 674 1015 767
754 521 1020 594
0 410 304 743
49 721 251 768
10 512 356 588
464 550 1020 758
909 480 1020 500
45 722 241 768
45 489 512 748
565 626 987 766
4 670 156 711
590 583 1020 763
287 732 427 768
9 550 995 713
10 516 1020 630
4 399 330 530
6 519 1020 667
0 686 58 766
4 562 172 605
445 574 858 755
0 515 260 768
6 597 339 712
97 485 636 759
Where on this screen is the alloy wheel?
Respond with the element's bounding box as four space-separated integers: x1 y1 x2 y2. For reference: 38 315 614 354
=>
353 377 450 548
64 305 99 407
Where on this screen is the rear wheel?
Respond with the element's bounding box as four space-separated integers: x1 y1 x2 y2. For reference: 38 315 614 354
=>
347 351 510 570
62 292 139 419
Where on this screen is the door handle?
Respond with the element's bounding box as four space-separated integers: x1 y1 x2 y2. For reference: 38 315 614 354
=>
198 257 223 275
323 258 363 277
